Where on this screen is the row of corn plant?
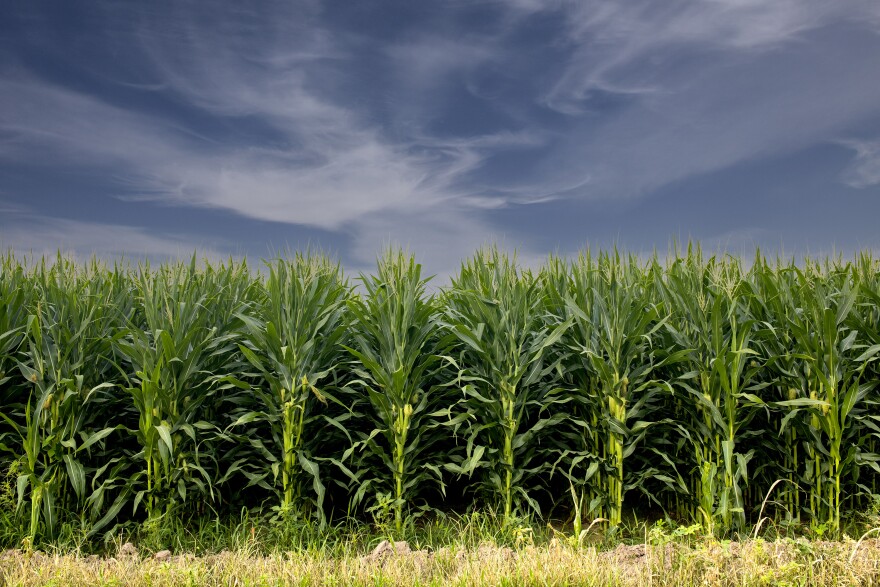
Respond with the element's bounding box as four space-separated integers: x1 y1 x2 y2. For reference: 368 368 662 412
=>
1 247 880 544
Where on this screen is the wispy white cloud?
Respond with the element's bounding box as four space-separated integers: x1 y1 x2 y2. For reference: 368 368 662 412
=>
506 0 880 205
839 140 880 188
348 202 553 285
0 2 537 242
540 0 880 114
0 76 437 231
0 212 230 263
385 36 496 94
0 106 419 241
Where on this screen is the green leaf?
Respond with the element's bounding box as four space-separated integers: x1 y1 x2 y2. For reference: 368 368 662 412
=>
64 454 86 499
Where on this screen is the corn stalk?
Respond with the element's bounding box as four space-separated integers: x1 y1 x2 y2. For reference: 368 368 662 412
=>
444 248 570 525
774 262 878 534
113 259 249 521
660 253 764 535
231 253 348 526
0 259 122 541
342 250 452 533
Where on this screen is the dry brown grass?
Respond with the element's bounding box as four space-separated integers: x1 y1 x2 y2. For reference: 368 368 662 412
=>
1 538 879 586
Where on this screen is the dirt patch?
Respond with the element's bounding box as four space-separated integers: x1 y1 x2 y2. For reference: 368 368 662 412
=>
0 549 22 561
118 542 139 559
361 540 413 564
153 549 171 562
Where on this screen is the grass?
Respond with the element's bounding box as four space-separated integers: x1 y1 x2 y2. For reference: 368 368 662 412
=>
2 513 879 586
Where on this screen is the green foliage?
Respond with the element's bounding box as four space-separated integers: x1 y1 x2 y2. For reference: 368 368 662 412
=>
112 259 251 525
342 249 452 532
444 248 570 524
0 245 879 546
1 258 125 541
659 251 763 534
232 253 349 525
546 250 686 532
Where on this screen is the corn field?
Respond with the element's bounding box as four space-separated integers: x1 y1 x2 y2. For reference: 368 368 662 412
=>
1 246 879 544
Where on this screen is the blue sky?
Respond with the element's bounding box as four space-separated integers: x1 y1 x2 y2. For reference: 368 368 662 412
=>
2 1 880 275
